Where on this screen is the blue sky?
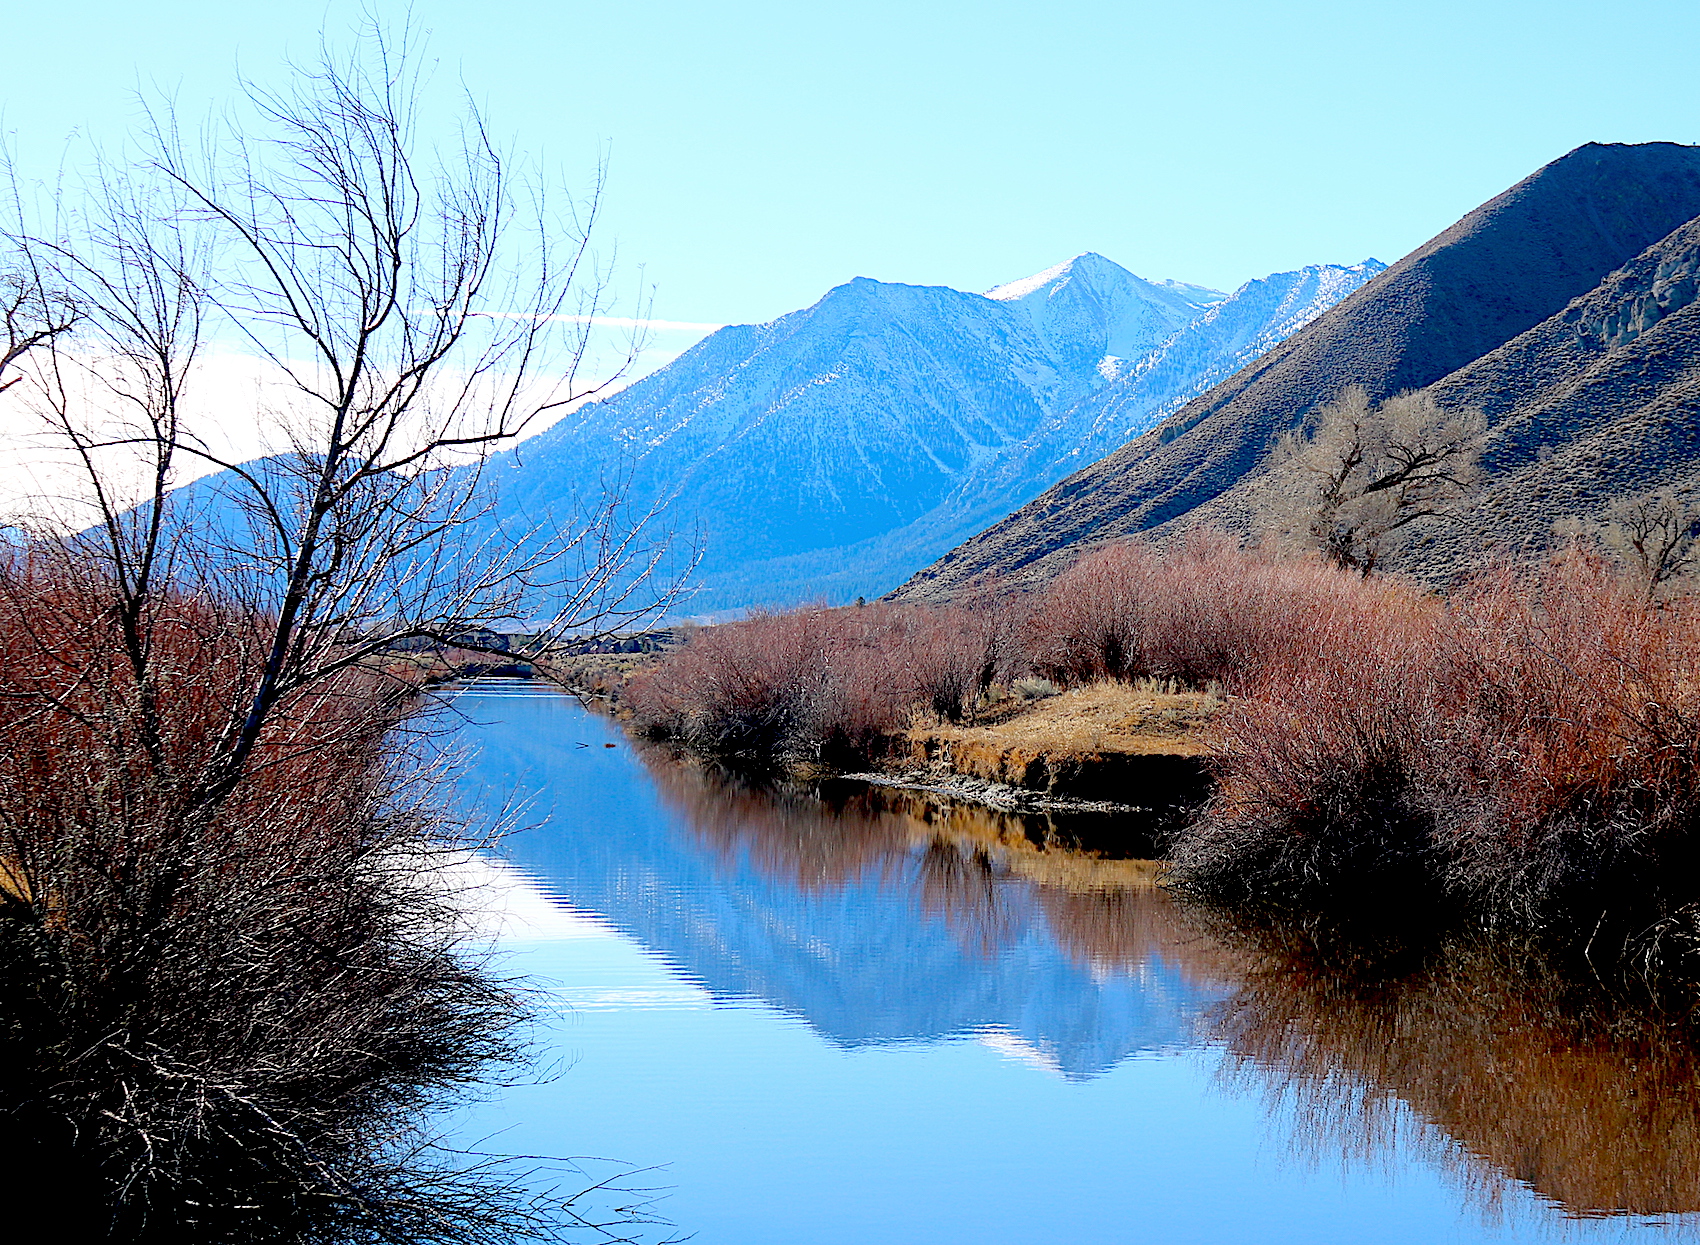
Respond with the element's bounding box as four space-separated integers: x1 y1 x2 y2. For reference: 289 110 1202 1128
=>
11 0 1700 332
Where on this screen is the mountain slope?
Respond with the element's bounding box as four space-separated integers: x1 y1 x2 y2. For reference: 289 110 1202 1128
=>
492 253 1375 611
894 142 1700 599
1402 211 1700 573
1003 261 1387 485
497 276 1070 568
491 255 1230 610
1108 214 1700 561
985 252 1224 394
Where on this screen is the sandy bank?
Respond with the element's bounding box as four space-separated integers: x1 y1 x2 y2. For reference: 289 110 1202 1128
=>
881 682 1219 810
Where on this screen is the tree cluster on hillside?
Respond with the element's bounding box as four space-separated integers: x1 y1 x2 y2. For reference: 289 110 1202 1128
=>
1555 487 1700 603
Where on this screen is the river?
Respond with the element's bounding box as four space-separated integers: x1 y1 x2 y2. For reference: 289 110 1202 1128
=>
442 680 1700 1244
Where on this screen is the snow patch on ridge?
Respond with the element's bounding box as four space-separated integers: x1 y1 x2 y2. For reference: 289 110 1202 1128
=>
984 256 1086 302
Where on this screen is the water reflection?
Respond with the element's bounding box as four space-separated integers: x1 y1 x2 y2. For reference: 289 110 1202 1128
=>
646 761 1196 967
1203 919 1700 1220
489 727 1222 1077
464 686 1700 1234
637 757 1700 1221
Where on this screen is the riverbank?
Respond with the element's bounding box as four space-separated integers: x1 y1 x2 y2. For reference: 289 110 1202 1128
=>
609 538 1700 955
459 678 1700 1241
549 647 1220 816
887 681 1217 808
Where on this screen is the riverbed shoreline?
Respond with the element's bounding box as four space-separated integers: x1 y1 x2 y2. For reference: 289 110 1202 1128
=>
543 653 1221 818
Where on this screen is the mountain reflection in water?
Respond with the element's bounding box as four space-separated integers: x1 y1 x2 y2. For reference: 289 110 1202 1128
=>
459 684 1700 1236
493 729 1220 1078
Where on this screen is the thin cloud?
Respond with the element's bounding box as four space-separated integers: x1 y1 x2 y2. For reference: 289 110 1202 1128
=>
475 312 727 332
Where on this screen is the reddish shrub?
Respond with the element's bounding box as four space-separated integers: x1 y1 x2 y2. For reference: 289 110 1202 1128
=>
0 548 519 1237
1172 551 1700 926
635 535 1700 932
1025 533 1436 692
1426 556 1700 918
626 595 1025 765
1025 541 1157 683
1170 603 1445 906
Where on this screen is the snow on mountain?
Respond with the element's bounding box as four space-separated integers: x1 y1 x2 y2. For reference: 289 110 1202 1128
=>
494 276 1075 574
488 256 1376 612
1028 261 1388 473
985 253 1225 397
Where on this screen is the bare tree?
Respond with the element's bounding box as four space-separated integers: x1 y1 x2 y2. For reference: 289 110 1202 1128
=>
4 25 685 811
0 261 79 393
1267 385 1485 575
1557 487 1700 602
0 25 694 1240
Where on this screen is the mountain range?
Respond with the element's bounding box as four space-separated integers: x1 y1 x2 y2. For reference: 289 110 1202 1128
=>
895 141 1700 599
490 252 1381 611
156 141 1700 616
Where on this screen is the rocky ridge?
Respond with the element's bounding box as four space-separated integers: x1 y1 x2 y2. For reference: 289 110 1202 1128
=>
488 253 1378 611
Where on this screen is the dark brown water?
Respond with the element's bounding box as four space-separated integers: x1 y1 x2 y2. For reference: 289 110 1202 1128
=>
449 681 1700 1243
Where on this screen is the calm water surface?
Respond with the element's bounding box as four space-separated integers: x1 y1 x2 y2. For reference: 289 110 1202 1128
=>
444 681 1700 1244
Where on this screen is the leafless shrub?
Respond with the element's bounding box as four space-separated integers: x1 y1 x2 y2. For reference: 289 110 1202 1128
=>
626 597 1026 766
0 21 685 1242
0 551 544 1242
1169 595 1445 907
1025 541 1155 683
1024 533 1433 692
1172 551 1700 931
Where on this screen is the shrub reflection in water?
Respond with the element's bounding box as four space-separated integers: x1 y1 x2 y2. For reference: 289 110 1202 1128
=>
644 753 1700 1225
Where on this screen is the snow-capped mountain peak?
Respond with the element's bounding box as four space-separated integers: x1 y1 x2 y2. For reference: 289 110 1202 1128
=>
983 253 1110 302
985 252 1224 313
981 253 1226 382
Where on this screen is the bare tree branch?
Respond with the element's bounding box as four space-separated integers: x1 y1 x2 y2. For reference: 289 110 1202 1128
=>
2 21 692 818
1557 487 1700 603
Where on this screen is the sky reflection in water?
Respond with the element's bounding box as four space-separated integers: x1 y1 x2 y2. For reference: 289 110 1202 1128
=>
444 681 1700 1244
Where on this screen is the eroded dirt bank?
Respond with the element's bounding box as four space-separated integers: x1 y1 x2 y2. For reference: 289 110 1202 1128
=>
878 683 1218 811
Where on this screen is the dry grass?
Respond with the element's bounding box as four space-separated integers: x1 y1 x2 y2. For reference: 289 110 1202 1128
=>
919 681 1221 759
629 534 1700 940
892 681 1221 813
